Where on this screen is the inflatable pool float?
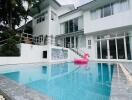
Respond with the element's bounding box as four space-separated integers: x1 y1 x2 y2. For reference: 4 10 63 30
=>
74 53 89 64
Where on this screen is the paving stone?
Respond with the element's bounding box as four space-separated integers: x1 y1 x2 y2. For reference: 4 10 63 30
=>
110 64 132 100
0 76 52 100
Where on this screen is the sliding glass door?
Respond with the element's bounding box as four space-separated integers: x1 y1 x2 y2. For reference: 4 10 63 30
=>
117 38 125 59
97 33 131 60
64 36 78 48
97 41 101 59
109 39 117 59
101 40 108 59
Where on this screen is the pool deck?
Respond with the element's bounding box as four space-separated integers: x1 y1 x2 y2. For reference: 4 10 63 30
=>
0 76 52 100
110 64 132 100
121 62 132 75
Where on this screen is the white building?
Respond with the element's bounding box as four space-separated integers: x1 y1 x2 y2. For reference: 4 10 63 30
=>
30 0 132 61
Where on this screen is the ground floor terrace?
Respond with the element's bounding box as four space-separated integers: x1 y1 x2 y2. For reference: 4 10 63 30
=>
56 30 132 61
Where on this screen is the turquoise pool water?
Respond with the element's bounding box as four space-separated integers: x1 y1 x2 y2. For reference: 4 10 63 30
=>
1 62 114 100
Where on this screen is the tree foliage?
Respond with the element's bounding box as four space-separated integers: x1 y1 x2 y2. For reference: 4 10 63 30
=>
0 0 41 30
0 0 26 29
0 28 20 56
0 0 41 56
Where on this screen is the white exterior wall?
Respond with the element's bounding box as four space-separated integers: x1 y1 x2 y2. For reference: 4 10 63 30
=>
59 11 83 23
78 35 86 48
0 43 86 65
57 6 74 16
33 8 50 36
0 44 49 65
81 35 96 60
48 6 59 36
30 0 132 61
84 10 132 34
20 44 50 62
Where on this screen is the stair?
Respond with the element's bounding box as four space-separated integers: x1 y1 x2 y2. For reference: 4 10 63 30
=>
69 48 84 58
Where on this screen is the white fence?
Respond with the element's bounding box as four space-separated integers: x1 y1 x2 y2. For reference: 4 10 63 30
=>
0 43 85 65
0 44 48 65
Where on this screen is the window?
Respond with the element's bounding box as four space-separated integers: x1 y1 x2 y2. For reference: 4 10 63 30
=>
101 4 113 18
74 18 78 31
36 16 45 24
91 0 129 20
120 0 129 12
39 35 43 43
64 17 79 34
69 20 74 33
97 41 101 59
91 9 101 20
43 51 47 58
65 22 69 33
103 5 112 17
88 40 91 49
36 11 48 24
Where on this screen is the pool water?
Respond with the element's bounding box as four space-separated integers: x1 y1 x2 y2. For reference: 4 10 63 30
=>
1 62 114 100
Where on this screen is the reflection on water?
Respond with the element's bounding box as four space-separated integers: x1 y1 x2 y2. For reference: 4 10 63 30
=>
3 63 71 84
2 62 115 100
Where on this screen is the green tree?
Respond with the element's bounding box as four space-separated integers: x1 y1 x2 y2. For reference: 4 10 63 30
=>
0 0 41 30
0 0 41 56
0 0 26 29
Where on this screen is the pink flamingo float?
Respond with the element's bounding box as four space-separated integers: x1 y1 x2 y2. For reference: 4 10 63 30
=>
74 53 89 64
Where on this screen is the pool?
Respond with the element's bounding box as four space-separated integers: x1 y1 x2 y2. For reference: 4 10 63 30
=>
0 62 114 100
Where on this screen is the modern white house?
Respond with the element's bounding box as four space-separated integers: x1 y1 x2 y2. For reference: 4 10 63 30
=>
29 0 132 61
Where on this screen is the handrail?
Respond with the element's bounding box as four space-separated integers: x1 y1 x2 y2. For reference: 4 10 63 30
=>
70 48 84 58
0 33 33 45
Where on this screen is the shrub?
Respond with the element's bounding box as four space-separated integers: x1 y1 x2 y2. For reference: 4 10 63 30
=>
0 28 20 56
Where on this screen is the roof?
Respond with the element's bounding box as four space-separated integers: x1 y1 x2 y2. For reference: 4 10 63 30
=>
17 20 32 31
59 0 119 17
61 4 75 10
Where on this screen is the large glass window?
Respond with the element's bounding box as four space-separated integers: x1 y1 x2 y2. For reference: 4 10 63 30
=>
64 17 79 34
69 20 74 33
74 18 78 31
109 39 117 59
97 32 131 60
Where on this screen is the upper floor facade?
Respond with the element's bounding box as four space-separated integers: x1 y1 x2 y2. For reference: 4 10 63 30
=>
30 0 132 44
